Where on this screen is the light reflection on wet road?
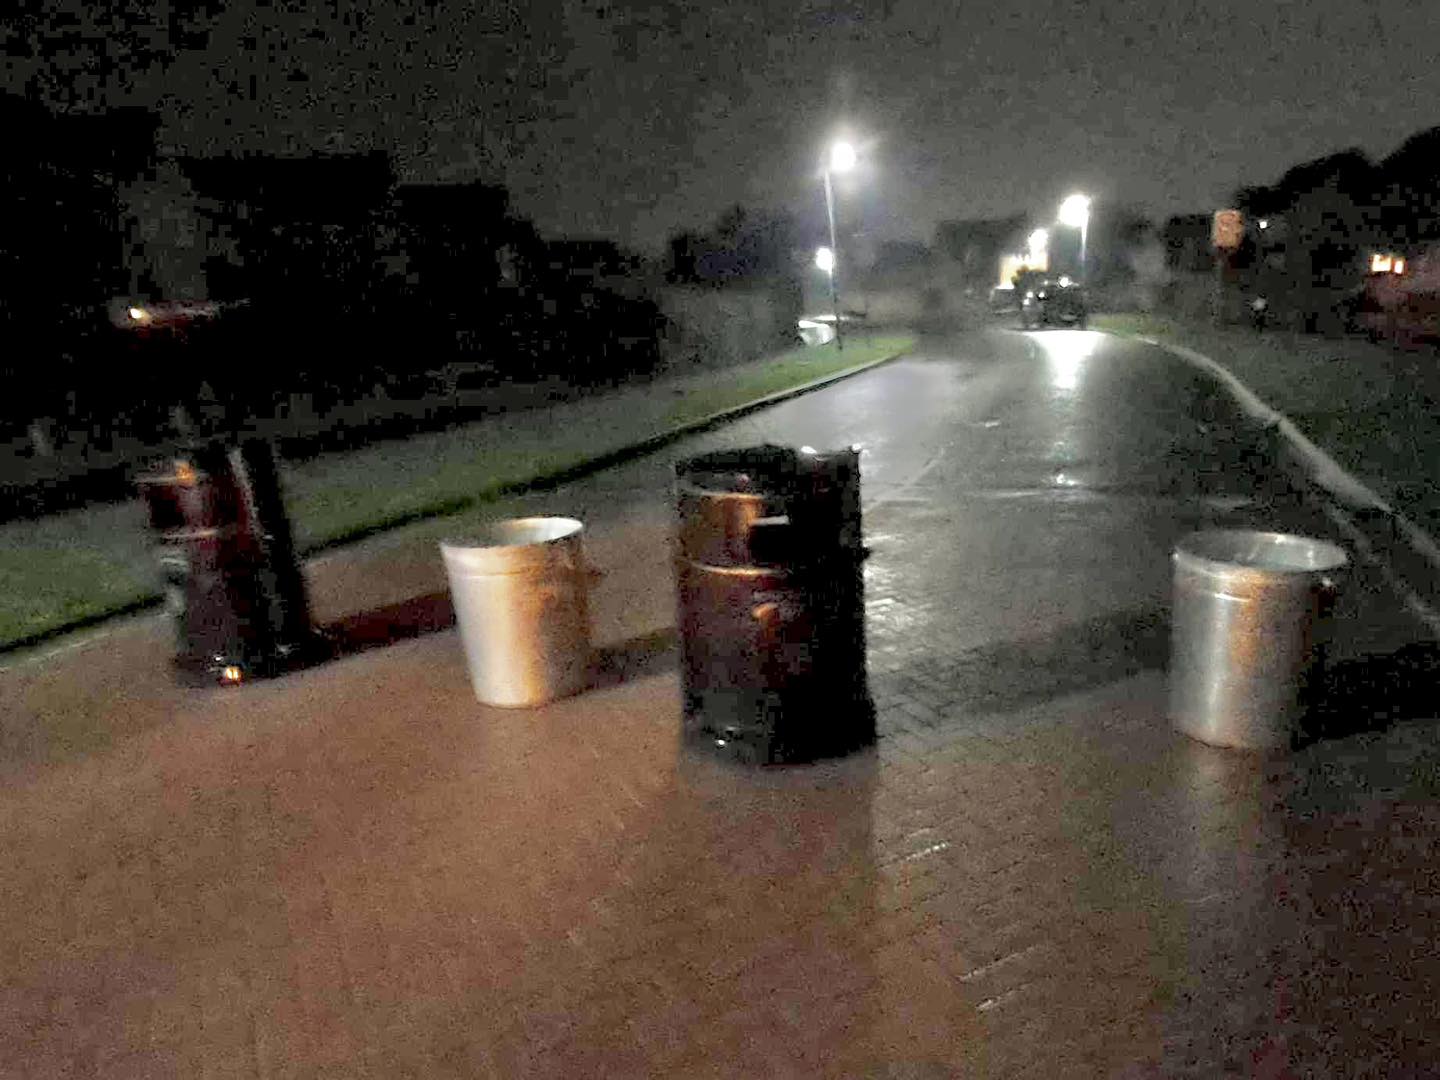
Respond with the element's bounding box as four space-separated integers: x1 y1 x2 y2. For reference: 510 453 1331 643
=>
461 327 1308 654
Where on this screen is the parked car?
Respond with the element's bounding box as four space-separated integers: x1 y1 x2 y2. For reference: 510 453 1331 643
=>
989 286 1021 315
1020 276 1088 329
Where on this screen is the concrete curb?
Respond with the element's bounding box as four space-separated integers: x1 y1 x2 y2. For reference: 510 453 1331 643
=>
1129 333 1440 634
1 340 915 659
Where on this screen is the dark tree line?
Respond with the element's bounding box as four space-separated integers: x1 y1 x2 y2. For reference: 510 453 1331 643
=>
0 94 675 456
667 205 798 285
1 95 812 517
0 97 160 442
1229 128 1440 326
169 153 668 422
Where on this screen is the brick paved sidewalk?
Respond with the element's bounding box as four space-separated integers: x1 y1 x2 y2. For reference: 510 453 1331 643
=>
3 341 1438 1077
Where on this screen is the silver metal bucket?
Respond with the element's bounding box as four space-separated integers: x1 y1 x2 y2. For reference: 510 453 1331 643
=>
1169 529 1348 749
440 517 592 708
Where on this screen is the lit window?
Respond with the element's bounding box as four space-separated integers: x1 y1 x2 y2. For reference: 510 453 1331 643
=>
1394 258 1406 275
1371 253 1393 274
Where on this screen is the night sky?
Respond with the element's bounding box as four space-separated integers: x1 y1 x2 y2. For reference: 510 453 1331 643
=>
8 1 1440 251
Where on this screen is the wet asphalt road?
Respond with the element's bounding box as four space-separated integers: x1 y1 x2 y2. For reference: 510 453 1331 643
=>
533 326 1263 511
422 325 1416 667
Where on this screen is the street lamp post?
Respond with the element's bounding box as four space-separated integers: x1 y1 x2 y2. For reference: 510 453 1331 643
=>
1058 194 1091 280
822 140 857 351
1027 228 1049 269
815 246 836 343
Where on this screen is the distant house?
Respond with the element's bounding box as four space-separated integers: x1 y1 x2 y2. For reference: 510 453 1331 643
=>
1354 243 1440 345
869 240 934 275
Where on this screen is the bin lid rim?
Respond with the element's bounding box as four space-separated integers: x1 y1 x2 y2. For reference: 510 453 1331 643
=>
675 445 859 491
440 516 584 552
676 473 785 498
1174 529 1348 575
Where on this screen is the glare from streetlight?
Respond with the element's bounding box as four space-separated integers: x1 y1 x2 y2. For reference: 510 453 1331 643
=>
815 246 835 274
829 141 857 174
127 306 148 322
1058 193 1091 228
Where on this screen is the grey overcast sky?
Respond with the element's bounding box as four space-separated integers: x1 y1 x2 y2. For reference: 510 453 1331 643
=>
7 0 1440 251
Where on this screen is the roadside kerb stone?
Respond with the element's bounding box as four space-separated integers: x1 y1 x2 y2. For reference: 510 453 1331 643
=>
1125 333 1440 634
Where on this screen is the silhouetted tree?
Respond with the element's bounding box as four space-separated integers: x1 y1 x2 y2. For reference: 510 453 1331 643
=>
180 152 396 406
1161 214 1214 273
1378 127 1440 247
667 206 798 284
934 215 1027 281
666 231 703 283
1235 149 1378 326
0 95 154 433
1087 205 1153 286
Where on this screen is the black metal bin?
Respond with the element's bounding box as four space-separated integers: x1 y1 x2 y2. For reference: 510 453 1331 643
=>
674 444 874 764
138 438 312 684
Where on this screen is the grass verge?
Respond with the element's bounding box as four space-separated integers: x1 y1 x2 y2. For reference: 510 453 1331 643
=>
1090 312 1183 340
658 337 909 426
1095 311 1440 535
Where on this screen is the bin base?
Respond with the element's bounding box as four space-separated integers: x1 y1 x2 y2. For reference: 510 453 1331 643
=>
171 631 327 688
1170 708 1299 751
683 688 876 766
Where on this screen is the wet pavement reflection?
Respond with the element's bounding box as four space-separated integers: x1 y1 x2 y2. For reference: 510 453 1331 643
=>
1 328 1437 1076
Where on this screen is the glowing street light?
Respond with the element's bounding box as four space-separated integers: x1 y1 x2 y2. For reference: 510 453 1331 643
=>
1058 194 1091 279
829 140 858 174
1057 193 1090 228
822 139 859 350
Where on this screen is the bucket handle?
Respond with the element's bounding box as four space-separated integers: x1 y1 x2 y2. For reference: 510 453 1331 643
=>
536 561 603 600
